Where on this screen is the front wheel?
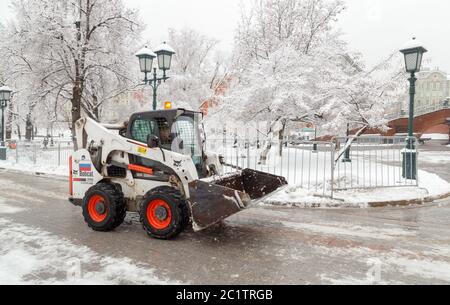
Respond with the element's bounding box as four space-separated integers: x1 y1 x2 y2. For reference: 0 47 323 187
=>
82 183 126 232
140 187 190 240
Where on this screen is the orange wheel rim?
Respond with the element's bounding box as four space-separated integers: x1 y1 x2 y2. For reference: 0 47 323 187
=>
87 195 108 223
146 199 172 230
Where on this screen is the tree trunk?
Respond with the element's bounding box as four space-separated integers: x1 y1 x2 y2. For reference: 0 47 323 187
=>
16 123 21 140
71 85 82 150
278 120 287 157
259 119 280 165
5 102 13 140
25 114 33 141
259 141 272 165
92 94 99 119
334 125 368 163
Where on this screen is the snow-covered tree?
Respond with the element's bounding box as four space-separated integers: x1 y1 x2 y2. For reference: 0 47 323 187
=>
211 0 402 160
158 27 229 110
0 0 143 144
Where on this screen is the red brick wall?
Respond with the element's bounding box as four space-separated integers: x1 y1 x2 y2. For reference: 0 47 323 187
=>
388 109 450 135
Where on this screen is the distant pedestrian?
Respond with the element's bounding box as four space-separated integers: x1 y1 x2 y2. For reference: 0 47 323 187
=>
43 137 49 150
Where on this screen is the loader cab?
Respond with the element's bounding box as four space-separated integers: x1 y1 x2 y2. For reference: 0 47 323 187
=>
126 108 207 177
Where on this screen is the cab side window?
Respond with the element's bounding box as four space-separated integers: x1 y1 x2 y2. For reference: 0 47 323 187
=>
131 119 158 143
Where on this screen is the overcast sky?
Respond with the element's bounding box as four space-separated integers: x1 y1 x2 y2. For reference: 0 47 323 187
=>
1 0 449 71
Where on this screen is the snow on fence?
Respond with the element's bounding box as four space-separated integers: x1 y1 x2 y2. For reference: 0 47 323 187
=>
334 136 419 190
205 135 419 198
206 138 336 197
6 140 73 170
3 135 418 199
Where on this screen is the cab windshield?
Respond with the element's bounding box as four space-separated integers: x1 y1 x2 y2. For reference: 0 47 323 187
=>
130 111 204 167
173 113 203 167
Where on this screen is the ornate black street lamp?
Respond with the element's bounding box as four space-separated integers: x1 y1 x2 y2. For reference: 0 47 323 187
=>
0 85 12 160
136 42 176 111
400 38 427 179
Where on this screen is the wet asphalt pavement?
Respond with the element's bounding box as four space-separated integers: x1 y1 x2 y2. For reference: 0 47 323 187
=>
0 145 449 285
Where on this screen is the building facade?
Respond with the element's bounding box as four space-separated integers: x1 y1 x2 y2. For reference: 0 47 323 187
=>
412 67 450 114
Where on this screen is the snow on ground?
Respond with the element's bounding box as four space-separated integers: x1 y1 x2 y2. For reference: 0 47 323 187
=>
0 160 68 177
258 187 344 208
0 144 70 176
280 221 416 240
266 169 450 207
420 151 450 164
0 200 27 214
0 216 180 285
317 245 450 284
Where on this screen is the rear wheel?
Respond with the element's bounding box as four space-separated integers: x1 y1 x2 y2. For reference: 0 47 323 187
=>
140 186 190 240
82 183 126 232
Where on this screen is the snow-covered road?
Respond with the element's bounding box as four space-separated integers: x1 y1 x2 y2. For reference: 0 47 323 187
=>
0 169 450 285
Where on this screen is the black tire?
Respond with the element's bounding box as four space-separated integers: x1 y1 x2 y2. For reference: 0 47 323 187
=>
140 186 190 240
82 183 127 232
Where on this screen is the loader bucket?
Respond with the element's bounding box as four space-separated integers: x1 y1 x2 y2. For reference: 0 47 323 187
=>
188 169 288 231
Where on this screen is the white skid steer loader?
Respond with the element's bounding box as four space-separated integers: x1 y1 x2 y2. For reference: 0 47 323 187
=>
69 109 287 239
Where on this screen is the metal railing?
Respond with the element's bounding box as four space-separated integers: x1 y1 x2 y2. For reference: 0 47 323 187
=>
2 134 419 199
333 136 418 191
5 140 74 168
206 138 336 197
205 134 419 198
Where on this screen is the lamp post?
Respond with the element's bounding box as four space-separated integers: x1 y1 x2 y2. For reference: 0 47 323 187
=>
400 38 427 179
136 42 176 110
308 123 318 152
0 86 12 161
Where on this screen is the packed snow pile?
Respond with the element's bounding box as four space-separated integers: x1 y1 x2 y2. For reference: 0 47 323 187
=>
265 169 450 207
260 186 345 208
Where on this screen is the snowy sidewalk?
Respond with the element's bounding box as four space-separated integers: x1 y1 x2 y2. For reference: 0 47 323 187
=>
265 169 450 208
265 149 450 208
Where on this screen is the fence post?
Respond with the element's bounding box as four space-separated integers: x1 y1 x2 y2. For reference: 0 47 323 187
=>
330 143 335 199
223 124 227 148
246 127 250 169
15 143 19 163
234 128 238 168
222 124 227 163
33 142 37 165
58 142 61 167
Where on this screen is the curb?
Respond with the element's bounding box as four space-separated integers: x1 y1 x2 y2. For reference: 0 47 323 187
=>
264 192 450 209
0 167 68 182
367 192 450 208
